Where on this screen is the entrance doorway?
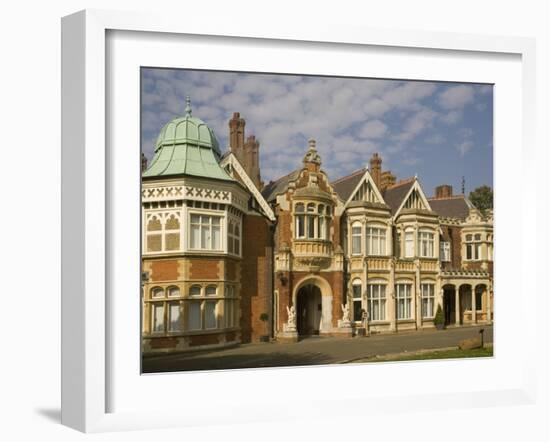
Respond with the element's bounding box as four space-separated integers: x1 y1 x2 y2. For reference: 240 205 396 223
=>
443 286 456 326
296 284 322 336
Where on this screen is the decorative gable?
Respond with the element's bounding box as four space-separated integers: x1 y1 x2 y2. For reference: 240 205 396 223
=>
351 179 381 203
394 179 433 217
403 188 428 210
345 169 386 206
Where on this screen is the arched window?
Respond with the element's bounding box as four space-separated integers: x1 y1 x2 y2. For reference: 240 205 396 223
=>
167 286 180 297
189 285 201 297
151 287 164 299
351 222 362 255
205 285 217 296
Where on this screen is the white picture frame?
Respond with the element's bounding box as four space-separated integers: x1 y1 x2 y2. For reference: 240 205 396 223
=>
61 9 538 433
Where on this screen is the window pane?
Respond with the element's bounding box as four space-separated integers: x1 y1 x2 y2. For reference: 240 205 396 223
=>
168 287 180 297
352 282 362 300
212 224 221 249
190 224 200 248
168 303 181 331
152 304 164 332
307 216 315 238
205 301 217 329
189 285 201 296
188 302 201 330
151 287 164 298
147 234 162 252
297 216 305 237
165 233 180 251
205 285 217 296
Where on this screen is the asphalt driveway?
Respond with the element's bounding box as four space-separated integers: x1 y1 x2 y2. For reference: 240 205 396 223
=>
142 325 493 373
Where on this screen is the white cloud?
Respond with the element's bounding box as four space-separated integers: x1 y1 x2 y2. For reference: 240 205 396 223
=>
358 120 388 139
438 85 475 110
440 110 463 125
456 140 474 156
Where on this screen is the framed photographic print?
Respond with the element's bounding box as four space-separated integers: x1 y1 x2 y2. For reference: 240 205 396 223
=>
61 9 537 433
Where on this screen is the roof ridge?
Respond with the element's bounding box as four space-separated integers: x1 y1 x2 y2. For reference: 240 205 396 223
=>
331 168 365 184
385 176 415 190
428 195 467 200
267 168 300 186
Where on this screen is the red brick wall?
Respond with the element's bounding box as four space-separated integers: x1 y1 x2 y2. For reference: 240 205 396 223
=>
240 214 273 343
150 259 179 281
189 258 220 279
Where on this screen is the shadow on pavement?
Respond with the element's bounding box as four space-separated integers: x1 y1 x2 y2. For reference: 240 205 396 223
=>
142 350 333 373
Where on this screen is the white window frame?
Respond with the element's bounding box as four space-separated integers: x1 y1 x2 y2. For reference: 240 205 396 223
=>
351 222 362 255
440 241 451 262
367 283 386 321
404 229 415 258
465 233 482 261
396 283 412 320
418 230 435 258
188 211 223 251
421 283 435 318
366 225 386 256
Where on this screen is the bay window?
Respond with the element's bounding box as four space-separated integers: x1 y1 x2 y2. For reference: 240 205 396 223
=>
294 202 332 240
366 226 386 255
190 214 222 250
465 233 482 260
418 230 434 258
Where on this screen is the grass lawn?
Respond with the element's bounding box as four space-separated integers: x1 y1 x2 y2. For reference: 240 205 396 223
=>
362 345 493 363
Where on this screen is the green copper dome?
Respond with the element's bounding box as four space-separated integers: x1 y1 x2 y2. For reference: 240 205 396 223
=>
143 97 232 181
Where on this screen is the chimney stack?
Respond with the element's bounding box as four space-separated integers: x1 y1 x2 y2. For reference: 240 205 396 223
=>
370 153 382 189
228 112 262 190
435 184 453 199
229 112 245 154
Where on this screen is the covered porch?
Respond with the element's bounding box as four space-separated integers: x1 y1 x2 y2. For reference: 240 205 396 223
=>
441 271 492 326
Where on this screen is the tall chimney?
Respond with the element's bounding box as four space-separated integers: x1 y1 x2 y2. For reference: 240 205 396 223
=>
229 112 245 156
435 184 453 199
370 153 382 189
244 134 262 189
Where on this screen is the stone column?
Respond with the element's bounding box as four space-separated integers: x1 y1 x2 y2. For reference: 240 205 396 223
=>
454 285 460 325
415 259 421 329
389 258 396 332
471 285 477 324
486 285 492 323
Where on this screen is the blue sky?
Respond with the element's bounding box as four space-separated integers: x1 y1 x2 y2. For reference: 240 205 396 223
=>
141 68 493 197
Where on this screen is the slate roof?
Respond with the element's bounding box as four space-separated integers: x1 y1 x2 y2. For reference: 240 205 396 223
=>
261 169 301 202
428 196 473 220
330 169 365 201
382 178 416 215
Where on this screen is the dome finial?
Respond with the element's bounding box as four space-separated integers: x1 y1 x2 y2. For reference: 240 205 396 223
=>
185 96 192 117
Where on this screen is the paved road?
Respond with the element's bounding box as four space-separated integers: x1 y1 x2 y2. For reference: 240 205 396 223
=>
142 325 493 373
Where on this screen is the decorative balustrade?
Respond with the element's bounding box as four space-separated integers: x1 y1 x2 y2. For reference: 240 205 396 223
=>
395 260 415 271
366 257 390 271
420 260 438 272
292 240 332 258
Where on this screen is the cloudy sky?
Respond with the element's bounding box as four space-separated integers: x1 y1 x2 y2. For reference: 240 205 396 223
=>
141 68 493 197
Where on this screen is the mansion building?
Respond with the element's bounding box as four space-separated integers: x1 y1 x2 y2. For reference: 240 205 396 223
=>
141 98 493 353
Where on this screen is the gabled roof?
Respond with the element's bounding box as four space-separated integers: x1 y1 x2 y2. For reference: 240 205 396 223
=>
261 169 301 203
220 153 275 221
331 169 365 201
382 178 416 215
428 195 473 220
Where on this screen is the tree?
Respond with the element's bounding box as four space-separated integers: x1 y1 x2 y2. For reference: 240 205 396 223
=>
469 185 493 213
